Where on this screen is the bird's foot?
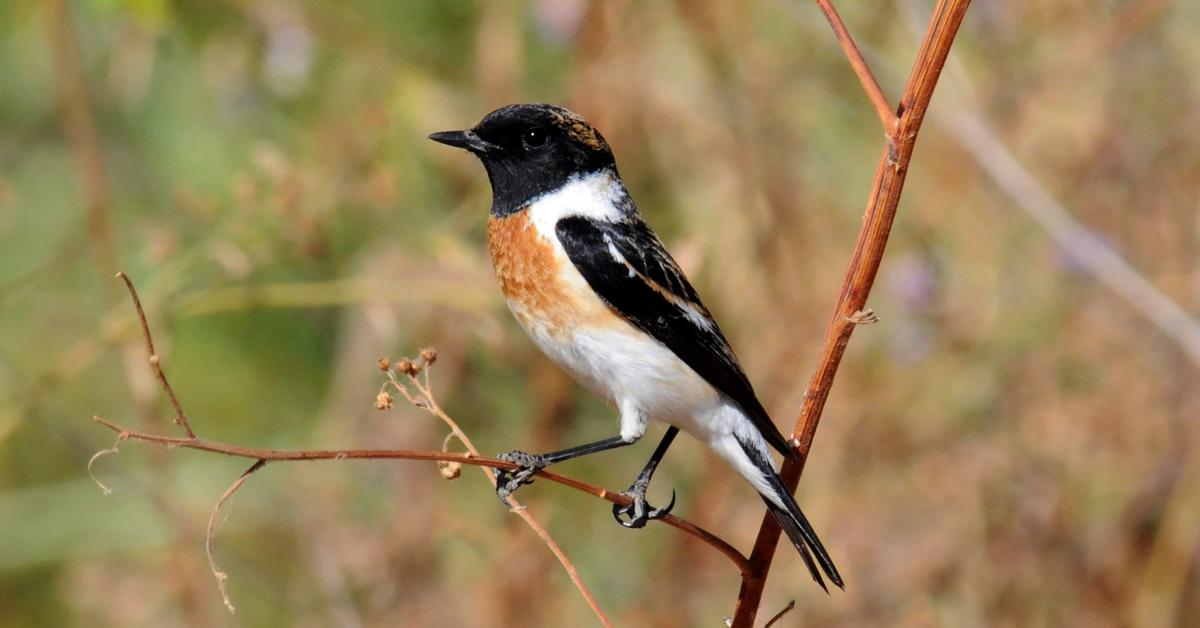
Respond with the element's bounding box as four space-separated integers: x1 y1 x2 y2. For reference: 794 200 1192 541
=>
493 450 546 506
612 478 676 529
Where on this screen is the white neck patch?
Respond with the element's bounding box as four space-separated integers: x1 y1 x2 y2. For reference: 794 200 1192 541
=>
527 170 627 238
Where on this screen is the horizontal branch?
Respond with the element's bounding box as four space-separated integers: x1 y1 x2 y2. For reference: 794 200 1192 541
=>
92 415 751 574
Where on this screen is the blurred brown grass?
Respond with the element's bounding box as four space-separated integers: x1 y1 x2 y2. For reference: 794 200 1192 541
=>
1 0 1199 626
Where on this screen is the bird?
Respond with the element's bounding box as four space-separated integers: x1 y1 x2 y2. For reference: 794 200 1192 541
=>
429 103 842 591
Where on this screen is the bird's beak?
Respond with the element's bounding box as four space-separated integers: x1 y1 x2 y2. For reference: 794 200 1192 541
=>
428 129 500 154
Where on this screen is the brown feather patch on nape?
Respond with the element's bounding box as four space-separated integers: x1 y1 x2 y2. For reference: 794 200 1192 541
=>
547 107 608 151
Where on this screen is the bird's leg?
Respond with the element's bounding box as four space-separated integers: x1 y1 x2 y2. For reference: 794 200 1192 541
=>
494 435 634 505
613 426 679 528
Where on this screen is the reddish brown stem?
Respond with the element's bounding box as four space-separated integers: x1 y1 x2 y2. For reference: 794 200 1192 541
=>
815 0 898 134
731 1 972 625
91 415 751 574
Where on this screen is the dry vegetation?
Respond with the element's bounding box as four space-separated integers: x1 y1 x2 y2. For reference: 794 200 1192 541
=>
1 1 1198 626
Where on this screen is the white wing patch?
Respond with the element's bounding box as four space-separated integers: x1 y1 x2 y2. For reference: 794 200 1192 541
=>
602 233 638 279
671 293 717 332
600 231 716 333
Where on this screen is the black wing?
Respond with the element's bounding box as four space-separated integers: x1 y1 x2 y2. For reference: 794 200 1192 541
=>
555 215 793 457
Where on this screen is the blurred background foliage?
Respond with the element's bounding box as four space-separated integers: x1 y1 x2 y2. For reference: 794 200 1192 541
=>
2 0 1199 626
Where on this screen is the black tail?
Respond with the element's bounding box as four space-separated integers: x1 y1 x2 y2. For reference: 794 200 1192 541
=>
740 439 844 591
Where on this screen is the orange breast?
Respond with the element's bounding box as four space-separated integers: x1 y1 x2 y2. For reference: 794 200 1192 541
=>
487 211 620 337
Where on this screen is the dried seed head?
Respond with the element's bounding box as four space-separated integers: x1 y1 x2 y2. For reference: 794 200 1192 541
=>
438 461 462 480
419 347 438 365
376 356 391 371
374 391 393 410
395 357 420 376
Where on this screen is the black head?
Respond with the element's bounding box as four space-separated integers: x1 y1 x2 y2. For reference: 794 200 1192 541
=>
429 104 616 216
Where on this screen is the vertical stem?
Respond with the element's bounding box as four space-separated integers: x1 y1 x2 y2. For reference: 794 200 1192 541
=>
730 1 972 625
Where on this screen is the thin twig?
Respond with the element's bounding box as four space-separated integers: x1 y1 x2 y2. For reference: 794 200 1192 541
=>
103 284 744 581
116 272 197 438
815 0 898 135
512 506 612 626
206 459 267 614
731 1 972 625
90 415 750 574
763 600 796 628
387 356 614 627
87 434 124 495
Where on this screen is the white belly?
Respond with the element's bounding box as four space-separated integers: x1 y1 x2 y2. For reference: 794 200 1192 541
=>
514 309 722 426
513 297 781 503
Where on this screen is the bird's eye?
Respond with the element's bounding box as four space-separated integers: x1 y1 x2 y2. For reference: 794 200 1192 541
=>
523 127 548 149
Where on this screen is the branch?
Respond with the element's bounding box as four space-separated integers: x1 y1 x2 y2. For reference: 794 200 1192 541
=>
383 352 615 624
96 274 750 623
815 0 898 134
117 272 196 438
731 1 972 625
91 415 749 575
763 600 796 628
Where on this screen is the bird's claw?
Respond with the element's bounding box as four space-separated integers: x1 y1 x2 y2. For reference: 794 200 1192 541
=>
612 486 676 529
493 450 546 506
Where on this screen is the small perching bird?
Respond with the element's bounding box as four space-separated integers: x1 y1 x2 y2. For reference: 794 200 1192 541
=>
430 104 842 591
